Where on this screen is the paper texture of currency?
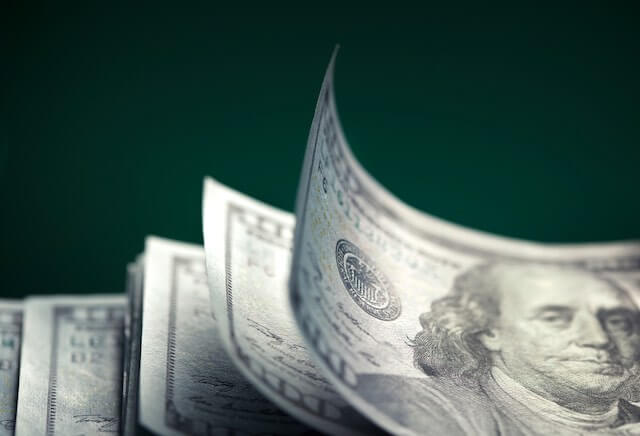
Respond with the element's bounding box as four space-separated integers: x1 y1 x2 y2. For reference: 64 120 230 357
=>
0 300 22 436
203 178 379 435
138 236 307 435
15 295 125 436
289 51 640 435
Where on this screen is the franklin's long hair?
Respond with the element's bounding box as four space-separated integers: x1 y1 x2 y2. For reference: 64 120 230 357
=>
412 263 501 383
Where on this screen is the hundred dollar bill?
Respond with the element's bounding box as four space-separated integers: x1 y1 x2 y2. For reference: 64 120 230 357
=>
289 52 640 435
0 300 22 436
121 257 144 436
15 295 125 436
203 178 380 435
138 236 309 435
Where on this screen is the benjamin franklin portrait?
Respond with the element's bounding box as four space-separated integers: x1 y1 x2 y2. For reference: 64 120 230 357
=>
356 262 640 435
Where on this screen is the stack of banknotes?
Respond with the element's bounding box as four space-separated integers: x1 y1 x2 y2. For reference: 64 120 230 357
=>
3 52 640 436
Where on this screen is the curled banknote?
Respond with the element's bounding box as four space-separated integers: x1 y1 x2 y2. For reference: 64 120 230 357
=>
288 51 640 435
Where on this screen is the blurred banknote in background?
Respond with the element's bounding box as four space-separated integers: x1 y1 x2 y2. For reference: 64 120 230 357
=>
121 258 144 436
0 301 22 436
135 236 310 435
15 296 125 436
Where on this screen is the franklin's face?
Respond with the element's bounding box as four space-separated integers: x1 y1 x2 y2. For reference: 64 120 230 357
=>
485 265 640 401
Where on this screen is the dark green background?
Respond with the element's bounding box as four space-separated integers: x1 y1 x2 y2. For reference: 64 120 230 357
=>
3 3 639 298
